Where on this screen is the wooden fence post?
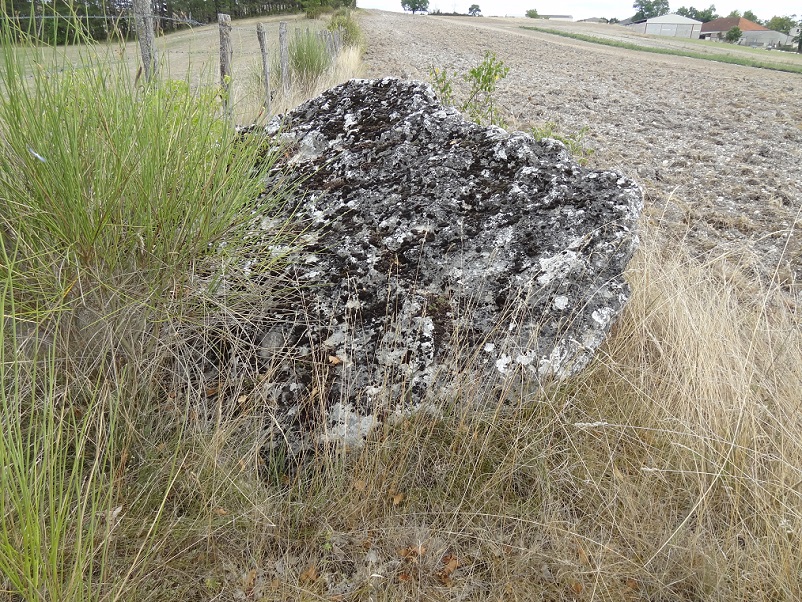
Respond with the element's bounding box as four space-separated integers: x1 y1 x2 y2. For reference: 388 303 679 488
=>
133 0 157 82
279 21 289 95
218 13 233 112
256 23 272 113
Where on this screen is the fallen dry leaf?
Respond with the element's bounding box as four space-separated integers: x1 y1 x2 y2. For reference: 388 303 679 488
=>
625 577 640 591
398 544 426 561
570 580 584 595
299 564 318 584
328 355 342 365
576 544 590 567
441 554 458 574
392 492 405 506
398 572 412 582
353 479 367 492
437 553 459 585
213 507 228 516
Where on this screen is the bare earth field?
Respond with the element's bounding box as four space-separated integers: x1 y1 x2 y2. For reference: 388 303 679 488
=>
360 11 802 304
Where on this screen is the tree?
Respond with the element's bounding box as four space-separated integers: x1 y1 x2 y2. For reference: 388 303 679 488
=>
632 0 670 21
676 5 718 22
765 15 796 34
525 8 539 18
742 10 760 23
468 3 481 15
727 9 740 17
725 25 742 42
401 0 429 13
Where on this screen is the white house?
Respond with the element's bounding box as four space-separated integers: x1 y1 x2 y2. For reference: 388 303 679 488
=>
626 13 703 38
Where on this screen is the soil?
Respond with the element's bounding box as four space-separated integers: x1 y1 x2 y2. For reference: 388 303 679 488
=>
358 11 802 304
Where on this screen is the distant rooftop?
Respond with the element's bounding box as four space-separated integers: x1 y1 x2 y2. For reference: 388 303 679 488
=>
701 17 769 32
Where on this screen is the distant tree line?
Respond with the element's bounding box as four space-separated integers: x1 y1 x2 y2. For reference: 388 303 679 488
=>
0 0 333 43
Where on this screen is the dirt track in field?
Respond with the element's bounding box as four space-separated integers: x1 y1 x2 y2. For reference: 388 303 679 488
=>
359 11 802 302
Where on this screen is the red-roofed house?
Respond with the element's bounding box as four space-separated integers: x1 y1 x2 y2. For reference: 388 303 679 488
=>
700 17 793 47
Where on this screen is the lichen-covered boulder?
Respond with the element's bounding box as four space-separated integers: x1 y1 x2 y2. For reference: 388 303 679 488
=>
242 77 642 444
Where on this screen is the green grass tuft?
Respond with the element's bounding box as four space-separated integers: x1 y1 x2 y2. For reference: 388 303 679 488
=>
288 29 333 93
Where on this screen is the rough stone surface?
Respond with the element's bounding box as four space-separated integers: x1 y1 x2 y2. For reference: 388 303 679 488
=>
241 77 641 445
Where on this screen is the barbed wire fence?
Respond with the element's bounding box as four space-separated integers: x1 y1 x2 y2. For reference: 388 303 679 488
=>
130 6 345 114
10 6 345 117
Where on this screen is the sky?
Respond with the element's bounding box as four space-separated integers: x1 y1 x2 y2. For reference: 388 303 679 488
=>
356 0 798 22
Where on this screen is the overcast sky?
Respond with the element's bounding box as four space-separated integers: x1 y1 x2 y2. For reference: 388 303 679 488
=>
356 0 798 22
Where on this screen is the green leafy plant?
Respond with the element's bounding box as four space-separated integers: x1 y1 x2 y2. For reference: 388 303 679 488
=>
525 8 539 18
429 51 509 127
328 8 362 48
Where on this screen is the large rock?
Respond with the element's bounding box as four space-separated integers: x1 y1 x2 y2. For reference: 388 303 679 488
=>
240 78 642 445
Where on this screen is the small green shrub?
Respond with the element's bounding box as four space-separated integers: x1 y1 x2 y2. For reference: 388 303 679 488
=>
429 51 509 127
328 8 362 47
430 55 593 162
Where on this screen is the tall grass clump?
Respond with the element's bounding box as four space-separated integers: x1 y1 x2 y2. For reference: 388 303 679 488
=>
0 11 286 600
0 282 122 601
288 29 332 93
258 21 363 116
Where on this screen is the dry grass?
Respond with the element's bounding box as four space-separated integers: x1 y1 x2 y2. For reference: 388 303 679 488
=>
87 221 802 601
236 44 364 119
3 12 801 601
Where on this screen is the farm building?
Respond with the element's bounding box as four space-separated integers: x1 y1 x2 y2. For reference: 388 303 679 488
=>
739 30 794 47
701 16 766 39
701 17 794 47
699 16 792 47
625 13 703 38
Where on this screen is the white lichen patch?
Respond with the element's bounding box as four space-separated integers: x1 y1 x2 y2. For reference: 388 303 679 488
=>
537 251 580 285
553 295 569 310
320 402 377 447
